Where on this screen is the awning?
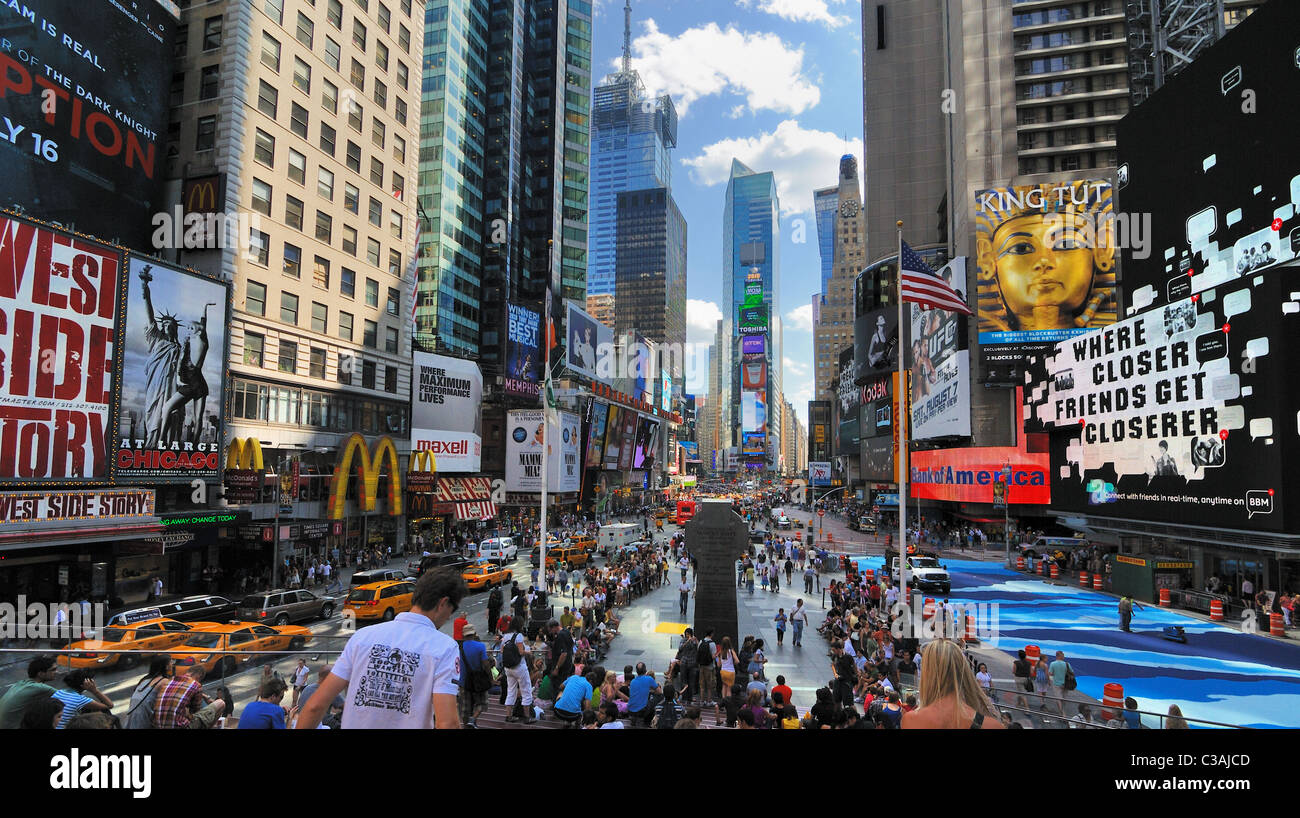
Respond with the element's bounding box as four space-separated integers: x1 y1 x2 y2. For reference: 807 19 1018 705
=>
431 477 492 502
454 501 497 521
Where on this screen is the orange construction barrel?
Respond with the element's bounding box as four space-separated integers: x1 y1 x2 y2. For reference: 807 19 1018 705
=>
1092 574 1103 590
1025 645 1041 668
1016 556 1026 571
1079 571 1089 586
1271 612 1285 637
1210 599 1224 621
1038 560 1046 576
923 598 936 620
1102 683 1124 720
1049 563 1060 580
964 615 978 643
1159 588 1171 607
863 568 875 581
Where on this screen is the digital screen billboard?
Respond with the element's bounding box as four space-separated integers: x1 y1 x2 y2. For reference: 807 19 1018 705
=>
742 335 765 355
602 405 624 470
0 214 123 483
1115 0 1300 315
974 180 1118 383
741 357 767 391
910 258 971 440
505 303 541 398
0 1 177 251
585 401 609 469
632 418 659 471
741 391 767 436
855 307 898 375
116 256 229 483
618 406 638 471
738 304 768 335
809 461 831 487
565 301 614 384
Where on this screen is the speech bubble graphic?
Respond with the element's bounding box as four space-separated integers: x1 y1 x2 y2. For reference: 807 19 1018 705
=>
1195 331 1228 364
1246 490 1274 518
1223 289 1252 318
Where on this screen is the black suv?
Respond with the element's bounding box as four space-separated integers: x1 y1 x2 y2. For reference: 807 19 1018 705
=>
416 553 471 577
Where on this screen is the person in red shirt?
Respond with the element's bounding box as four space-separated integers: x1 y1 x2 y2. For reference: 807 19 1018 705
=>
496 613 513 635
453 612 469 641
771 675 794 709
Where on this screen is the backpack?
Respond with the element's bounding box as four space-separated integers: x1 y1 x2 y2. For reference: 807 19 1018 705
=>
698 638 714 666
502 633 523 669
459 642 493 694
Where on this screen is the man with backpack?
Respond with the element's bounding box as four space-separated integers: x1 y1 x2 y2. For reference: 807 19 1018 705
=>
674 628 699 704
500 617 535 723
456 625 493 729
696 629 717 706
487 585 503 636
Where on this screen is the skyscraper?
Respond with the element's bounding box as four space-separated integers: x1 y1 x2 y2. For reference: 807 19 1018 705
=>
587 0 678 301
813 155 866 404
724 159 781 472
813 186 838 294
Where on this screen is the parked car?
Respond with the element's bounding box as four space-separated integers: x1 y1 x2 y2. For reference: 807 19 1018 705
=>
238 589 336 625
344 580 415 622
476 537 518 564
108 595 239 627
414 553 472 577
349 568 411 588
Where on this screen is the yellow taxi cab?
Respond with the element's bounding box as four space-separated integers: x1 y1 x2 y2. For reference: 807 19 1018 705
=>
58 617 195 669
571 535 597 553
654 509 668 520
343 580 416 622
667 512 678 524
169 621 313 676
462 562 513 592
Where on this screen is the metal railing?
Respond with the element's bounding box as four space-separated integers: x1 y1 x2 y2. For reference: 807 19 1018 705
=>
983 681 1249 729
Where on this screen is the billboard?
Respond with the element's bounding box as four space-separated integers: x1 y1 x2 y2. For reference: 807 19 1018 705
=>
1115 0 1300 314
1023 274 1289 531
974 179 1118 383
855 307 897 374
742 392 767 436
741 335 765 355
412 353 483 472
660 370 672 412
910 258 971 440
505 410 580 493
585 401 609 468
741 357 767 391
565 301 613 383
116 256 229 483
602 405 624 470
632 418 659 471
909 447 1050 505
618 406 637 471
809 461 831 487
809 400 831 462
738 304 768 335
0 215 122 483
0 1 177 251
505 303 541 398
861 436 893 483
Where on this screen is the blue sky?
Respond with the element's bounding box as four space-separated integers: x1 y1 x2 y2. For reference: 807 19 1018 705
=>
591 0 865 426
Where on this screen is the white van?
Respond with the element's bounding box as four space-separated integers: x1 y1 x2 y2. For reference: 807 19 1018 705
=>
477 537 517 564
599 523 641 556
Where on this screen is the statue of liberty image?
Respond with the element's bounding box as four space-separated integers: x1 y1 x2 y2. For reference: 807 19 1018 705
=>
139 265 216 447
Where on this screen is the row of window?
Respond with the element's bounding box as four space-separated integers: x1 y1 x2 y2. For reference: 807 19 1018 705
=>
241 328 400 391
1017 74 1121 100
1016 151 1115 175
248 174 403 251
230 377 409 434
244 277 400 348
1017 124 1116 150
1017 98 1125 124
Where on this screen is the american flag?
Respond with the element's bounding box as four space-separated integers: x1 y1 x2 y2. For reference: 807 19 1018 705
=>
899 241 972 315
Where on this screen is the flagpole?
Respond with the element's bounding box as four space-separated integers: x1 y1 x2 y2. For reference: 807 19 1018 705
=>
540 289 551 594
896 221 909 620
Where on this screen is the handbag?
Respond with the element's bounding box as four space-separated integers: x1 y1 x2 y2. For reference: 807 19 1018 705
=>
1064 664 1077 691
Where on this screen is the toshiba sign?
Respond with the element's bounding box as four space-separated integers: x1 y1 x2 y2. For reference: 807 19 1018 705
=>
411 352 483 472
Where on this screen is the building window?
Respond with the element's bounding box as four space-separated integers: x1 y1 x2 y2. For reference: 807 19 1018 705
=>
287 149 306 184
310 347 327 379
174 24 188 59
342 224 357 255
170 72 184 109
249 228 269 266
384 326 398 353
290 103 309 138
292 57 311 94
315 211 332 243
341 267 356 297
389 210 402 239
347 98 363 132
375 41 389 71
313 256 331 289
202 16 222 51
319 122 336 156
324 37 341 71
311 302 328 334
370 157 384 187
371 117 385 149
317 166 334 199
246 281 267 316
372 79 387 109
264 0 284 24
394 97 407 126
281 291 299 324
278 339 298 373
386 287 399 316
195 115 216 151
322 80 338 114
368 197 382 227
384 364 397 393
199 65 219 99
398 24 410 53
244 332 264 366
350 58 365 91
344 183 359 214
284 195 303 230
366 238 380 266
257 80 278 118
396 61 408 90
328 0 343 28
346 141 362 172
392 135 406 164
378 3 391 32
388 249 401 275
283 243 302 278
338 311 354 341
251 179 272 216
352 19 367 51
363 319 377 349
295 11 314 48
260 32 281 70
362 359 376 390
365 278 379 307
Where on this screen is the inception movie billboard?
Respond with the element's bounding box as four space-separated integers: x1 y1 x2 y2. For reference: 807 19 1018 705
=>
974 180 1119 384
0 1 177 250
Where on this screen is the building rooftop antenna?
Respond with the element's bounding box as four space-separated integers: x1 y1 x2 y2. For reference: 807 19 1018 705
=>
622 0 632 74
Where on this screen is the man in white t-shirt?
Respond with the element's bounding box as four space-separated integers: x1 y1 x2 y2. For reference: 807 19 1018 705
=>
295 567 467 729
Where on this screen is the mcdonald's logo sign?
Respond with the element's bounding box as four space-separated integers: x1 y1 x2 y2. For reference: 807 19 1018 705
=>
183 174 225 216
407 450 437 492
327 434 403 520
226 438 265 471
224 438 265 504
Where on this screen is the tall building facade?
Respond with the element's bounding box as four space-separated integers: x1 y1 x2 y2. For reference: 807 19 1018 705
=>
613 187 686 388
586 1 677 300
723 159 781 472
813 155 867 404
415 0 592 366
168 0 425 553
813 186 838 294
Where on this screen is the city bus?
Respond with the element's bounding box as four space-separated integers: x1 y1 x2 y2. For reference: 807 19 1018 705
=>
676 500 697 524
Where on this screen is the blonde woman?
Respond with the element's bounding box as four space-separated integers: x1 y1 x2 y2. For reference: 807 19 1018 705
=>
901 640 1004 729
1166 704 1189 729
717 636 739 692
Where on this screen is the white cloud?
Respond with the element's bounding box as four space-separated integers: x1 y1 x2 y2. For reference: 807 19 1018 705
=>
783 356 808 377
686 299 724 346
625 20 820 116
784 302 815 332
737 0 852 28
681 120 863 215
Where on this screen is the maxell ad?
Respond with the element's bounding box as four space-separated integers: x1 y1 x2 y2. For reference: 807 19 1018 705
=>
116 256 229 483
412 352 483 472
910 258 971 440
1024 273 1290 531
0 214 122 483
0 1 177 250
